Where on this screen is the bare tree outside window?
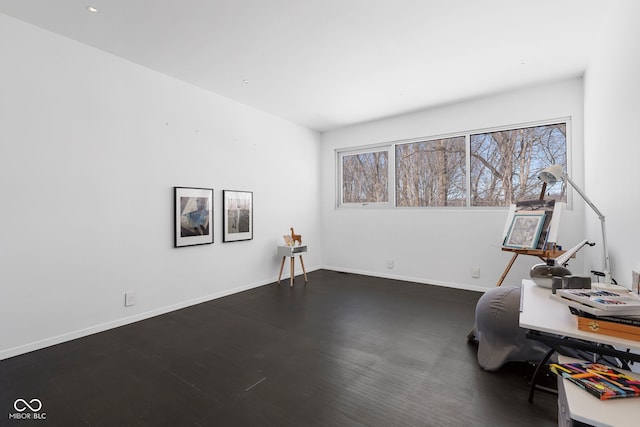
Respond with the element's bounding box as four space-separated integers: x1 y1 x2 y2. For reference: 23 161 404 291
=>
470 123 566 206
396 137 466 207
337 121 568 208
341 150 389 203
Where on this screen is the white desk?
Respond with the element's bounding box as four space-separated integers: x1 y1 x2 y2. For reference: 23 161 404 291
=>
519 279 640 427
556 356 639 427
520 280 640 350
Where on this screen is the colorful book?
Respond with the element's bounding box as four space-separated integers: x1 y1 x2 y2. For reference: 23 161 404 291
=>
550 362 640 400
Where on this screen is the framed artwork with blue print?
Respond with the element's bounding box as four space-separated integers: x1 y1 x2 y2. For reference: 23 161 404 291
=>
174 187 213 247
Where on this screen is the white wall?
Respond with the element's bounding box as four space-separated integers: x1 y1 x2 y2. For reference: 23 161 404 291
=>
583 0 640 287
321 79 586 291
0 14 321 360
6 0 636 361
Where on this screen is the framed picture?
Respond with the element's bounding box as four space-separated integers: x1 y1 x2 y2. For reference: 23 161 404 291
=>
223 190 253 242
503 212 546 249
174 187 214 247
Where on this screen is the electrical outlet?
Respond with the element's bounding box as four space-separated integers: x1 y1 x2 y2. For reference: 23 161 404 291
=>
471 267 481 278
125 292 136 307
387 259 394 269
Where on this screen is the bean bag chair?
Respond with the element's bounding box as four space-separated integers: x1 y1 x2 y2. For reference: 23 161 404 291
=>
469 285 550 371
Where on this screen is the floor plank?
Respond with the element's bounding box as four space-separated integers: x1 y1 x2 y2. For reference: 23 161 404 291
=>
1 270 557 426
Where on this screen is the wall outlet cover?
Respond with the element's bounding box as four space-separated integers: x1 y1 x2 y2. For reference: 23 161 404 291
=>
125 292 136 307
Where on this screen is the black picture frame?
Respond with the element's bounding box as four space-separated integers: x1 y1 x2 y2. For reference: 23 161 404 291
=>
222 190 253 242
174 187 214 247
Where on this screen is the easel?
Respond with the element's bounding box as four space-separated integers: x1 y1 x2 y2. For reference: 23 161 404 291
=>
497 247 566 286
497 182 566 286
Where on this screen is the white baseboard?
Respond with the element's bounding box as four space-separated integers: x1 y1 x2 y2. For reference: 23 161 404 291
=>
320 265 488 293
1 265 480 361
1 266 321 361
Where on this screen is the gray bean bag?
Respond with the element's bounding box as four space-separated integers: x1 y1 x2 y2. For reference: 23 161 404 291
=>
469 285 550 371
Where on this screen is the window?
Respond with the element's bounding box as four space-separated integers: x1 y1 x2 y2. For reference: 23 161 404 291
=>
470 123 566 206
395 137 466 207
337 120 568 208
340 149 390 205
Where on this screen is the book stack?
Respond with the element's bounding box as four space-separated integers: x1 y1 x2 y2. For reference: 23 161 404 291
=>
550 288 640 342
550 362 640 400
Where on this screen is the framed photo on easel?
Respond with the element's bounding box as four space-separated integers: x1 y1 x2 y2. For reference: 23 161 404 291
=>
503 212 546 249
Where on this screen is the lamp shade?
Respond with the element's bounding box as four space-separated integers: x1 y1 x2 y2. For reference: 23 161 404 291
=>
538 164 564 185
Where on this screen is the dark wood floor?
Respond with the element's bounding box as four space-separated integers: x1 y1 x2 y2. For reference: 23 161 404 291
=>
1 270 557 426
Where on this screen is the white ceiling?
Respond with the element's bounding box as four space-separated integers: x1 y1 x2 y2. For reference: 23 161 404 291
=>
0 0 617 132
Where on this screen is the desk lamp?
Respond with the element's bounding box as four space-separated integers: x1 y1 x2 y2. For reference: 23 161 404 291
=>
529 240 593 288
537 164 612 285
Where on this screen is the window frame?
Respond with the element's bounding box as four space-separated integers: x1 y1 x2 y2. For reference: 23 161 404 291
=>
336 117 571 209
337 145 394 208
394 135 468 208
469 121 569 207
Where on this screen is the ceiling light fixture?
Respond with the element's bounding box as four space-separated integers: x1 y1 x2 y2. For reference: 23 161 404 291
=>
520 59 528 65
242 79 249 84
87 6 98 13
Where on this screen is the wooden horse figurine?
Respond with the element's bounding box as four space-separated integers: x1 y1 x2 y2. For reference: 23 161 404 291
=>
290 227 302 246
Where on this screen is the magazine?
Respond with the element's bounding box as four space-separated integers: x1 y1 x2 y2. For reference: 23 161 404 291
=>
550 362 640 400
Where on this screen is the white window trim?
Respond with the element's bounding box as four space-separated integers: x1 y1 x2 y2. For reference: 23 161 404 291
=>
336 145 394 208
336 117 572 210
